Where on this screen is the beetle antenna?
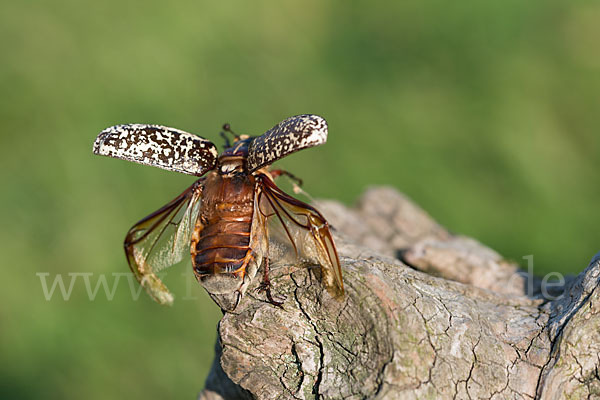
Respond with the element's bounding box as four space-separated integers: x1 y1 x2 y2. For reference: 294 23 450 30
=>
219 130 232 148
222 123 240 139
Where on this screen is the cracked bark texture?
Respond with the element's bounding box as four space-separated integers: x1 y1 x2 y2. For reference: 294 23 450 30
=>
198 187 600 399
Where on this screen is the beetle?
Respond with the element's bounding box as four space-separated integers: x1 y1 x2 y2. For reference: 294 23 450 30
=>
93 114 343 310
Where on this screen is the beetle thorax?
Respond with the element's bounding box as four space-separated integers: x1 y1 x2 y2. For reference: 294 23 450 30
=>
218 156 245 175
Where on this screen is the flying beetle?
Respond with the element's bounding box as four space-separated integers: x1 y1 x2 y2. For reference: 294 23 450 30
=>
93 114 344 310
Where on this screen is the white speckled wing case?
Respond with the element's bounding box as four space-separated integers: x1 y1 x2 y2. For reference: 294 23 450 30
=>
246 114 328 173
93 124 218 176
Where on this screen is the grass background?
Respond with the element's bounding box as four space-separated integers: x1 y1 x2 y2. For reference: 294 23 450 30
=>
1 0 599 398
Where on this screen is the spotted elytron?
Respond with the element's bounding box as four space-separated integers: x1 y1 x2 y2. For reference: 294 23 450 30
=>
93 115 343 310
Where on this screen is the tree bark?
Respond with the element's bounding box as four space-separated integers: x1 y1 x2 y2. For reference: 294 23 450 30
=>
198 187 600 399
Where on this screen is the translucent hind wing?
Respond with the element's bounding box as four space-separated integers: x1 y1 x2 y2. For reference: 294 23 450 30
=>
256 174 343 298
93 124 218 176
124 180 203 305
247 115 328 173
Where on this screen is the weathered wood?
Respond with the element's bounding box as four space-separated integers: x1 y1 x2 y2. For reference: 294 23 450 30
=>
198 187 600 399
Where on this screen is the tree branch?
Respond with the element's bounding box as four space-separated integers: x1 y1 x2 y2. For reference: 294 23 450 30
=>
198 187 600 399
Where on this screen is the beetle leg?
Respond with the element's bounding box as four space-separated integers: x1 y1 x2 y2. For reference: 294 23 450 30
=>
270 169 307 197
270 169 303 187
257 256 284 308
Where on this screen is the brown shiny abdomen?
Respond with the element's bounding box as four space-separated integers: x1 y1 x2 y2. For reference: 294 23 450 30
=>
192 171 255 277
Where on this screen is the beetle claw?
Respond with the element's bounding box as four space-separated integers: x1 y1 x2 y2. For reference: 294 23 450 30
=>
257 282 285 308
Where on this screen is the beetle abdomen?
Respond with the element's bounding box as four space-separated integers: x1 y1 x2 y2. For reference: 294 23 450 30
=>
193 219 252 275
192 171 256 277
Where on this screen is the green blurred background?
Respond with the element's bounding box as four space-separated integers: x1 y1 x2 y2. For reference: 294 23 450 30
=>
2 0 599 398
